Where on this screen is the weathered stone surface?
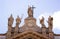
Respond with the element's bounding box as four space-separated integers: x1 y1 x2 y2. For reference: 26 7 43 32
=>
0 6 60 39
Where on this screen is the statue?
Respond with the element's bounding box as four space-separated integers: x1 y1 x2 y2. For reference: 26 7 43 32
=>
16 16 21 25
48 16 53 26
8 14 14 26
28 6 35 17
40 16 45 27
14 16 21 35
47 16 53 32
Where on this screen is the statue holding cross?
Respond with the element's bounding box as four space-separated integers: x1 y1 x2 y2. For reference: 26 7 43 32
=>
28 6 35 17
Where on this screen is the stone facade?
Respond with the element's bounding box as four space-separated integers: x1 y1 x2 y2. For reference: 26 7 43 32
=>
0 6 60 39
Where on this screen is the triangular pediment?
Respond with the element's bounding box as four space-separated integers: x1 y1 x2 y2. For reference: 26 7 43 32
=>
11 31 48 39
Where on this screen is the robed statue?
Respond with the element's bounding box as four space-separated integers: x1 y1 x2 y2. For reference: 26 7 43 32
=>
28 6 35 17
48 16 53 26
40 16 45 27
40 16 44 25
47 16 53 30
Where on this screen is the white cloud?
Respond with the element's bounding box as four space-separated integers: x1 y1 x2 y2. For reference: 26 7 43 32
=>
52 11 60 30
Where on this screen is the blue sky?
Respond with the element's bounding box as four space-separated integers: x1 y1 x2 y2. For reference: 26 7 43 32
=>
0 0 60 34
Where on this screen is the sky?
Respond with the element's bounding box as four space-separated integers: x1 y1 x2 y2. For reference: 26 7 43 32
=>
0 0 60 34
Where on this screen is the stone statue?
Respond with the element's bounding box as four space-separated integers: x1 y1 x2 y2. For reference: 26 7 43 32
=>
40 16 45 27
28 6 35 17
8 14 14 26
48 16 53 32
48 16 53 26
16 16 21 25
14 16 21 35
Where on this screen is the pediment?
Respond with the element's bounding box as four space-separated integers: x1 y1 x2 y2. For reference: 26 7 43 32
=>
11 31 48 39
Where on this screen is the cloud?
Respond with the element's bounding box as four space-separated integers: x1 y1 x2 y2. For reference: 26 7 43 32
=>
52 11 60 30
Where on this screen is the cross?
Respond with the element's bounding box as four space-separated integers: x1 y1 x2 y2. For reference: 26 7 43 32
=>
31 5 35 14
31 5 35 10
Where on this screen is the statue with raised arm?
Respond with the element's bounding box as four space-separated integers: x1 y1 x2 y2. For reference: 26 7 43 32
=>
28 6 35 17
40 16 45 27
48 16 53 32
48 16 53 26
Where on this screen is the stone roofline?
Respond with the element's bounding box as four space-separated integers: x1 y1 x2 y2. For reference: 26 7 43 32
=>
0 33 6 36
54 34 60 36
0 33 60 36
